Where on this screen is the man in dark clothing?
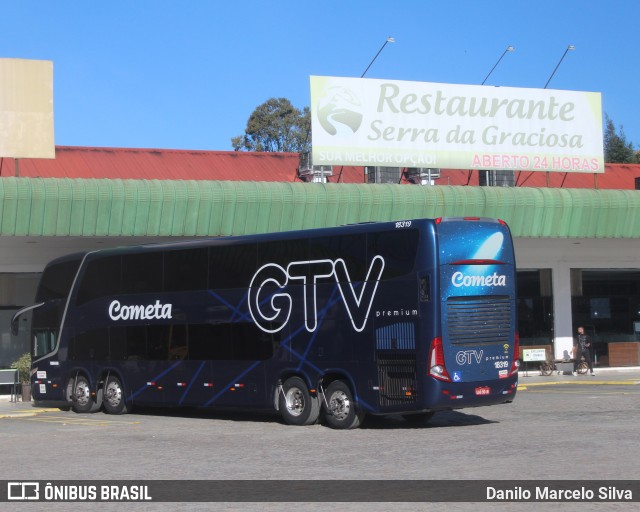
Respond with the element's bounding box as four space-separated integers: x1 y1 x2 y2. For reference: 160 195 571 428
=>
573 326 594 375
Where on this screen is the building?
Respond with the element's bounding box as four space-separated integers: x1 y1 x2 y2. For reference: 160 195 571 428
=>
1 146 640 368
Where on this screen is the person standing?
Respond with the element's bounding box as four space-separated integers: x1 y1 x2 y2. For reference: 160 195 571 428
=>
573 326 594 375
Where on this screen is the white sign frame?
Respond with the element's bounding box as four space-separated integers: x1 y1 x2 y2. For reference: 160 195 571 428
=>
310 76 604 173
522 348 548 362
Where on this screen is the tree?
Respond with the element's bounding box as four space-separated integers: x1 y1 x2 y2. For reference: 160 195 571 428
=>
232 98 311 153
604 114 636 163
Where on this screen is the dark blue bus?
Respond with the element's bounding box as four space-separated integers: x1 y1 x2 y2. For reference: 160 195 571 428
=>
15 217 519 429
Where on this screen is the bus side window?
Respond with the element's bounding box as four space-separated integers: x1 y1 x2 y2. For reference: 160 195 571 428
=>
147 325 171 360
69 328 108 361
34 330 56 357
110 327 127 360
368 229 418 279
420 276 430 302
125 326 148 360
165 248 208 292
122 253 163 294
77 256 121 305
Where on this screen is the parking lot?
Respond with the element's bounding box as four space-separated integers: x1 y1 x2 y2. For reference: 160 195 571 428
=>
1 370 639 510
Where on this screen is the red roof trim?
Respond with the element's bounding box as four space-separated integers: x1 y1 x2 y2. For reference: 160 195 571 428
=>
1 146 639 190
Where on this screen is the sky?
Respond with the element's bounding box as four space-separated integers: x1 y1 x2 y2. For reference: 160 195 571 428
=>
3 0 639 152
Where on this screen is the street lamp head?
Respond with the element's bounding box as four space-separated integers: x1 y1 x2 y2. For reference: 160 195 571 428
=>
543 45 576 89
481 45 515 85
387 36 396 43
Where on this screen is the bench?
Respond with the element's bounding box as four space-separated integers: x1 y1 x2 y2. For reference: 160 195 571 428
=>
0 369 20 402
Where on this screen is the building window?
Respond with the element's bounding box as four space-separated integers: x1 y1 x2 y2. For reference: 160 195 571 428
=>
517 269 554 345
0 273 40 368
571 269 640 345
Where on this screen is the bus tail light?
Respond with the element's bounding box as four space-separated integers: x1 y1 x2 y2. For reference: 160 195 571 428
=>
429 337 451 382
510 331 520 376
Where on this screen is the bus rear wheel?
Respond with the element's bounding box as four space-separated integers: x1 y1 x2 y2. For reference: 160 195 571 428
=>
103 375 128 415
323 380 364 430
279 377 320 426
68 375 101 414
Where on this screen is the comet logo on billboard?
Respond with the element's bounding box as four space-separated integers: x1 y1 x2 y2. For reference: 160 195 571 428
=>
316 86 364 136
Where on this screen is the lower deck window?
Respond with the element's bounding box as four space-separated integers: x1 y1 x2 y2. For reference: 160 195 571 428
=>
69 323 277 362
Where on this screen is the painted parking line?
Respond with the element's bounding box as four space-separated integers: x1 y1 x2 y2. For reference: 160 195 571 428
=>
0 407 59 419
20 415 141 427
0 407 141 426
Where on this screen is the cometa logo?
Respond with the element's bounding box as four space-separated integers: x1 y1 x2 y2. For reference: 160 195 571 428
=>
451 271 507 288
108 300 173 321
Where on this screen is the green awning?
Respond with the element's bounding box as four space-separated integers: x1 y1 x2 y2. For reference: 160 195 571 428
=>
1 177 639 238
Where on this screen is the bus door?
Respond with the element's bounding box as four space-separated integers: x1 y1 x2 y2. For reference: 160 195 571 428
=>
436 218 517 384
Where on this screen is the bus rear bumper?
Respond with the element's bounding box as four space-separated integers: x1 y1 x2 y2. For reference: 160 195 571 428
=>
424 376 518 410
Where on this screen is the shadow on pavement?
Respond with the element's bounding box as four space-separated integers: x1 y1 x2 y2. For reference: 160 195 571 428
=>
125 405 496 430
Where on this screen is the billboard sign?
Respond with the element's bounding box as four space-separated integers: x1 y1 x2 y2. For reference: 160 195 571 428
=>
310 76 604 173
0 58 55 159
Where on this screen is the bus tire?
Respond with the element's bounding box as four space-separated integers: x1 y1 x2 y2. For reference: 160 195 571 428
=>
103 375 128 415
68 375 101 414
279 377 320 426
323 380 364 430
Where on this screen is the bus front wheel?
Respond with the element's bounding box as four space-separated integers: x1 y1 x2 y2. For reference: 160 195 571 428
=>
278 377 320 426
103 375 128 415
323 380 365 430
68 375 101 414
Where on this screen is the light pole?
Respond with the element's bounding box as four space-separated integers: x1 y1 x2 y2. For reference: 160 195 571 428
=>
361 36 395 78
479 45 515 187
481 45 515 85
543 45 575 186
352 37 395 184
544 45 575 89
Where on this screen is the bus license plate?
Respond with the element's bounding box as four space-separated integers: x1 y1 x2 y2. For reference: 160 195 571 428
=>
475 386 490 396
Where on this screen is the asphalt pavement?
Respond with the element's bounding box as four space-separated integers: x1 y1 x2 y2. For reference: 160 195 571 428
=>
2 365 639 419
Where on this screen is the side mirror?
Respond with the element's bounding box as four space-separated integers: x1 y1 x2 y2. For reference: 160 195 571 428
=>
10 315 20 336
10 302 44 336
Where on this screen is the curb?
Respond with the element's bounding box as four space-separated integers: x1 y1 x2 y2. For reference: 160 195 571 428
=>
518 378 640 391
0 395 59 419
0 406 57 419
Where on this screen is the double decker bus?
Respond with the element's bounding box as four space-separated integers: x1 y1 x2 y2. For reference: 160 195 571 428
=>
14 217 519 429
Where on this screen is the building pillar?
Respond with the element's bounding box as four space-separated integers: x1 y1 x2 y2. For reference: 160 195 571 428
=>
551 262 574 359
